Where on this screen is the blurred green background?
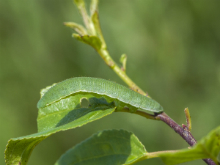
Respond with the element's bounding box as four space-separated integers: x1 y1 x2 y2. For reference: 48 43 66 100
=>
1 0 220 164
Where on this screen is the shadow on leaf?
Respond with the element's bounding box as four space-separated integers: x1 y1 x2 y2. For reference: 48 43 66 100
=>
55 97 115 128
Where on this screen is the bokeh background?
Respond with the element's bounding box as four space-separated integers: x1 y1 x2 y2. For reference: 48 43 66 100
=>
1 0 220 164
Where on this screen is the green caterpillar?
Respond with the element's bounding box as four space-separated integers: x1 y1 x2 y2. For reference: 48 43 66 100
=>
37 77 163 113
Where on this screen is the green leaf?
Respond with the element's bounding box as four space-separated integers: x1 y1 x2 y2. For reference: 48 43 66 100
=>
5 94 115 165
71 0 104 47
55 129 147 165
159 126 220 165
74 0 85 8
72 34 102 51
5 133 47 165
73 0 95 35
91 11 106 49
120 54 127 72
64 22 87 36
90 0 98 16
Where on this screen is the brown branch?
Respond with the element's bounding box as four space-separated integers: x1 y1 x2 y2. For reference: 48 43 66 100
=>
156 112 216 165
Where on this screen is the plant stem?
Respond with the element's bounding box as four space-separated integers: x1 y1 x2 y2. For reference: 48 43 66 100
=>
97 48 147 96
95 26 216 165
95 20 216 165
156 112 216 165
72 1 217 164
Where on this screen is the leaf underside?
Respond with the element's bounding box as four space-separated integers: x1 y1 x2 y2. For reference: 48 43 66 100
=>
55 129 147 165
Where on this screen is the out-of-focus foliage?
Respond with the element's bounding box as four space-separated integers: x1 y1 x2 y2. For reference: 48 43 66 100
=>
1 0 220 165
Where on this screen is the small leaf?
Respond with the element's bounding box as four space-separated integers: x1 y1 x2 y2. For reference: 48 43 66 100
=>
72 34 102 51
120 54 127 72
159 126 220 165
90 0 98 16
91 11 106 48
5 133 48 165
184 107 192 131
73 0 91 33
74 0 86 11
64 22 87 36
55 129 147 165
